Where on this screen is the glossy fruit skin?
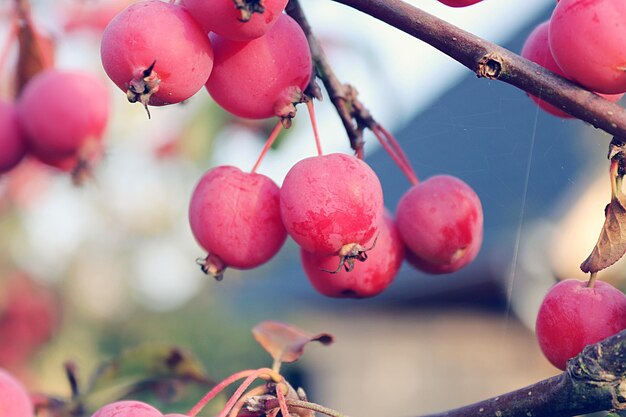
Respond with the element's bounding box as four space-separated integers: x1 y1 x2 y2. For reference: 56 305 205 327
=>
101 0 214 106
396 175 482 274
521 21 623 118
0 368 33 417
206 14 311 119
301 211 403 298
550 0 626 94
91 401 162 417
189 166 287 270
437 0 483 6
181 0 288 41
0 99 26 174
16 69 109 164
64 0 135 33
280 153 384 255
536 279 626 370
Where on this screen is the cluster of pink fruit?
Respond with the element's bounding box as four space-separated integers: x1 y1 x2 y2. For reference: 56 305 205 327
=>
188 142 483 299
0 70 110 177
98 0 485 297
521 0 626 118
100 0 310 121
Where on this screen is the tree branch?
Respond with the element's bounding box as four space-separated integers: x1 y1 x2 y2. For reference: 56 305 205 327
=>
420 329 626 417
327 0 626 140
238 332 626 417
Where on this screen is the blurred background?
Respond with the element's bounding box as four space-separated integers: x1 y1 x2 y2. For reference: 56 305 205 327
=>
0 0 624 415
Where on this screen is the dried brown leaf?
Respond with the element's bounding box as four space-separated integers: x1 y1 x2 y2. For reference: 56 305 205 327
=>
252 321 333 364
580 194 626 273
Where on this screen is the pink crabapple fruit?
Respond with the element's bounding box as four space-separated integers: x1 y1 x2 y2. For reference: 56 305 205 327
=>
521 20 623 118
301 210 404 298
535 278 626 370
181 0 288 41
100 0 214 109
280 153 384 258
437 0 483 6
0 368 34 417
549 0 626 94
189 165 287 279
205 13 312 120
91 400 162 417
0 99 27 174
0 274 60 371
396 175 483 274
16 69 109 168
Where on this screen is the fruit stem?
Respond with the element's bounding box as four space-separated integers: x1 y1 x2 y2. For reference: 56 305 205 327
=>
187 369 258 417
271 356 282 373
188 368 281 417
586 271 598 289
251 121 283 174
276 383 292 417
377 124 417 182
371 125 419 185
215 369 283 417
306 100 323 156
610 159 619 200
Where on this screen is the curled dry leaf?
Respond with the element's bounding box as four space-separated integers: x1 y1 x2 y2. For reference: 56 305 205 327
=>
581 150 626 273
580 195 626 273
252 321 333 365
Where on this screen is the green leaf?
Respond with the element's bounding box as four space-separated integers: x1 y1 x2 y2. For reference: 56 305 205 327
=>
79 344 213 412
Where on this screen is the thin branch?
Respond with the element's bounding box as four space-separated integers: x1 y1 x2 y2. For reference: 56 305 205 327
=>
286 0 376 158
328 0 626 140
420 329 626 417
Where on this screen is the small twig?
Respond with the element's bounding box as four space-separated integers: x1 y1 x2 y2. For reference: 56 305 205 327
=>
64 361 86 417
285 399 350 417
262 398 351 417
229 385 269 417
286 0 378 158
64 361 80 400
